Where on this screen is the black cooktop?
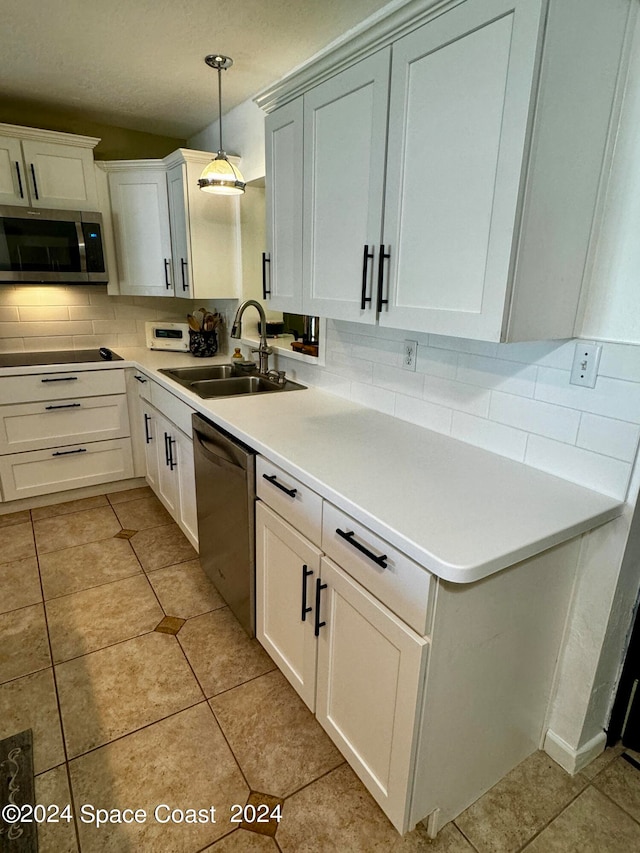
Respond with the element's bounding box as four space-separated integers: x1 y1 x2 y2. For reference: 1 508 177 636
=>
0 349 123 368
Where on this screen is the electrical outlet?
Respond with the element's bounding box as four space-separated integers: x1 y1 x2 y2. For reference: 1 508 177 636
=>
403 340 418 371
570 342 602 388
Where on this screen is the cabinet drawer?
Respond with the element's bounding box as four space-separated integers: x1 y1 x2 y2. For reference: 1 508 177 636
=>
2 369 126 404
0 395 130 454
322 502 433 636
150 381 195 437
257 456 322 547
0 438 134 502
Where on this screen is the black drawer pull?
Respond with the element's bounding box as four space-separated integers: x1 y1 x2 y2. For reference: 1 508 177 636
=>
262 252 271 298
361 244 374 309
262 473 297 498
45 403 81 410
41 376 78 382
181 258 188 291
168 436 176 470
52 448 87 457
301 564 313 622
30 163 39 200
164 432 171 466
336 528 388 568
376 244 390 312
15 161 24 198
314 577 327 637
134 375 147 383
164 258 172 289
144 412 151 444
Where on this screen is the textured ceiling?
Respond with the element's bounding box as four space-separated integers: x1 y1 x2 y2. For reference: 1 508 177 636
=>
0 0 395 138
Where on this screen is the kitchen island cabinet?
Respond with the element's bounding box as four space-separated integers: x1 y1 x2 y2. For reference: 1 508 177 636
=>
258 0 634 341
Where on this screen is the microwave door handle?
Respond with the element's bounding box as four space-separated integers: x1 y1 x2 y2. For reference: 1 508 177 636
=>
75 221 87 274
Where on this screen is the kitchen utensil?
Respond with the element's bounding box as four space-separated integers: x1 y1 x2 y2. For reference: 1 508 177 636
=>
192 309 205 329
187 314 201 331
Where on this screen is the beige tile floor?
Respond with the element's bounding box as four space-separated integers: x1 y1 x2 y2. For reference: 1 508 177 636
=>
1 489 640 852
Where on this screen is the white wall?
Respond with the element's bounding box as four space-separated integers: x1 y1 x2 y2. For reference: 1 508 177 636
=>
189 99 265 183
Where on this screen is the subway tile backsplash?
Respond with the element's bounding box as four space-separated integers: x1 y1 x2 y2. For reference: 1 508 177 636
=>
1 286 638 503
280 320 640 502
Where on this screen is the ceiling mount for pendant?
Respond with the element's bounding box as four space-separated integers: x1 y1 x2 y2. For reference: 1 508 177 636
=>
198 53 245 196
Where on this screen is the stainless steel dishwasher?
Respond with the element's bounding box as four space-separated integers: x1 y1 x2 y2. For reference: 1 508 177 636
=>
192 413 256 636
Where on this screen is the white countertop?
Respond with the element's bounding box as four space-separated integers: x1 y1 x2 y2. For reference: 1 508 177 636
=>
2 347 622 583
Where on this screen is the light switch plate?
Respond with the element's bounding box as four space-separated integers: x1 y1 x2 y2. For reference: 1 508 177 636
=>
570 342 602 388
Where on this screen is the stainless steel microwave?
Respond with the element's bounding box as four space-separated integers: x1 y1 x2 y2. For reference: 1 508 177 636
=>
0 205 108 284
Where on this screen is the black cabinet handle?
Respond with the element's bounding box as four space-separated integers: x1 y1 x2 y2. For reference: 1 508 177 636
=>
29 163 39 200
361 244 374 309
181 258 188 291
134 375 147 383
376 244 390 312
262 473 297 498
314 577 327 637
301 565 313 621
164 432 171 466
15 162 24 198
52 448 87 457
44 403 81 411
262 252 271 298
41 376 78 383
164 258 172 289
336 528 388 568
144 413 151 444
168 436 176 470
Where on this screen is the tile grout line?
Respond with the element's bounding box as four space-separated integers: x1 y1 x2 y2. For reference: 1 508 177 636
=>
30 505 84 853
591 779 640 830
511 780 595 853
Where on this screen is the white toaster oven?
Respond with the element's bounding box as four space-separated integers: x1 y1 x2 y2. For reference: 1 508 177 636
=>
145 321 190 351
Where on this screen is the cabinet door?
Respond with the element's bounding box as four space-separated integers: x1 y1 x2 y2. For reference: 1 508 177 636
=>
155 411 179 517
166 163 192 298
21 140 99 210
256 502 321 711
0 137 28 206
108 168 174 296
141 403 160 494
182 157 241 300
264 98 304 312
316 556 428 834
381 0 543 341
302 50 390 324
174 428 198 549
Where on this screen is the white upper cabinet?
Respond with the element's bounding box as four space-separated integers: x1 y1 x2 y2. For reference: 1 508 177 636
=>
106 150 241 299
259 0 633 342
302 50 390 324
0 124 99 210
264 99 304 312
107 164 174 297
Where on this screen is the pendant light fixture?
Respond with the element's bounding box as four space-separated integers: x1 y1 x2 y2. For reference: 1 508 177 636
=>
198 54 245 195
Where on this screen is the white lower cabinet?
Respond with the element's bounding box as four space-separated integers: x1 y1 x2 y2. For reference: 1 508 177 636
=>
0 368 133 503
256 492 429 833
255 453 580 837
316 556 428 829
136 375 198 549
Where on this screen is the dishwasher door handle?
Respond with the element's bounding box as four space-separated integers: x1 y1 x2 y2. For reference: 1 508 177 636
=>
194 430 246 472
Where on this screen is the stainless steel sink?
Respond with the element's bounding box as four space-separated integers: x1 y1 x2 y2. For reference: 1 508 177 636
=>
158 365 306 399
159 364 235 383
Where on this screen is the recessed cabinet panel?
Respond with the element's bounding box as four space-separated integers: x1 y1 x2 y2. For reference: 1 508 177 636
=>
381 0 543 339
108 168 174 297
316 556 428 832
256 502 321 711
0 137 26 205
303 50 389 322
21 140 98 208
265 99 304 312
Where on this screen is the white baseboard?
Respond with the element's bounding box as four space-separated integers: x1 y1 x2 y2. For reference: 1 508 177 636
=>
544 729 607 774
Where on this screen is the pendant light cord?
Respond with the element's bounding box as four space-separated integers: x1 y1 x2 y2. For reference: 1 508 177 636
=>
217 66 224 153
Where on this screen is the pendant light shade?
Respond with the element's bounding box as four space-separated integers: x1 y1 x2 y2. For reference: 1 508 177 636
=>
198 54 245 195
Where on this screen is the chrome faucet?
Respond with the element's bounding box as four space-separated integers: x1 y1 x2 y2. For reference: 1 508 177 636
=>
230 300 272 374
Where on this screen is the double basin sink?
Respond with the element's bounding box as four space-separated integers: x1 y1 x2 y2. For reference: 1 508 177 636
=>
159 364 306 399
